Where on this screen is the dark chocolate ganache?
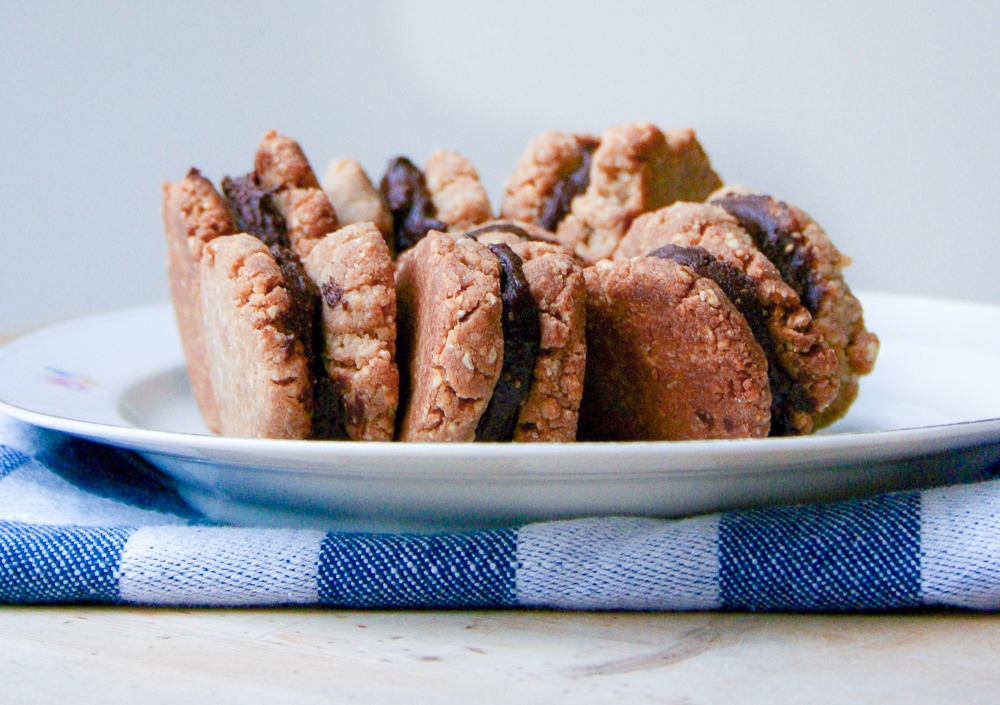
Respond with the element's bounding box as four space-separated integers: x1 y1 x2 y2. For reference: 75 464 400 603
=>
648 244 813 436
711 195 825 314
379 157 447 254
221 173 347 440
538 139 598 232
472 242 541 442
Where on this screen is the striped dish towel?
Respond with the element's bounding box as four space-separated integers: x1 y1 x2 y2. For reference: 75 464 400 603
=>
1 414 998 610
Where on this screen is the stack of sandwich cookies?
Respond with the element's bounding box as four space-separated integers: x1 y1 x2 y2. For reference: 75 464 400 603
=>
594 193 879 439
500 122 724 263
163 132 398 441
164 122 877 444
247 133 399 441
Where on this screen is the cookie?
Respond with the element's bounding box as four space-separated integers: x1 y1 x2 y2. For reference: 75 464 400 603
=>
579 257 771 441
378 150 492 256
165 131 399 441
464 222 588 442
225 132 399 441
394 231 504 442
302 223 398 442
500 123 723 264
423 150 493 230
162 168 239 434
707 190 879 428
322 158 393 241
199 234 314 439
616 202 841 435
254 129 339 259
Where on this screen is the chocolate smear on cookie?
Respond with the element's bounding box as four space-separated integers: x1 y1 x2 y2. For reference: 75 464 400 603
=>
712 195 825 314
221 173 348 440
538 140 598 231
474 243 541 442
464 223 535 241
649 244 813 436
379 157 447 253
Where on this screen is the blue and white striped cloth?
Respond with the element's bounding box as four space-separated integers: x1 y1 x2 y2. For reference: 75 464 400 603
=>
2 413 999 610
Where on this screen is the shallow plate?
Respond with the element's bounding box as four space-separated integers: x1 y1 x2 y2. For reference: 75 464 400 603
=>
1 293 999 531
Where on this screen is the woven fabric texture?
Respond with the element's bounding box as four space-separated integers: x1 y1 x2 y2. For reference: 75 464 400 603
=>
1 415 999 610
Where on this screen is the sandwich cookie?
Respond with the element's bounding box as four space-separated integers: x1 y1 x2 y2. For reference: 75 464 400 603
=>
380 151 492 255
463 221 588 442
164 131 398 440
500 123 723 264
220 132 398 441
615 202 841 435
707 189 879 427
579 256 771 441
393 231 505 442
252 130 339 260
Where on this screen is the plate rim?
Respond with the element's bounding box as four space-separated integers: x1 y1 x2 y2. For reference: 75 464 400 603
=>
2 292 1000 480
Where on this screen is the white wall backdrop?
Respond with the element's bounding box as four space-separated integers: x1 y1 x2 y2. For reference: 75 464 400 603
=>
2 1 998 329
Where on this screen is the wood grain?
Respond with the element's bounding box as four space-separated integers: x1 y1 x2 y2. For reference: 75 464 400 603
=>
0 607 998 704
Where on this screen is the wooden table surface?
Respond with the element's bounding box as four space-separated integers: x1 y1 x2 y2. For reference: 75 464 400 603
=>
2 326 999 703
1 607 997 704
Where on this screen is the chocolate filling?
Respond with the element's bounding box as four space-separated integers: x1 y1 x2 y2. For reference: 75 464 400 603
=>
648 244 813 436
538 139 598 231
220 173 347 440
464 223 534 241
379 156 447 254
473 243 541 442
711 195 825 314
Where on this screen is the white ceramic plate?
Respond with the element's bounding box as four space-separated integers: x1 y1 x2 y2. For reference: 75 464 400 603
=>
1 293 999 531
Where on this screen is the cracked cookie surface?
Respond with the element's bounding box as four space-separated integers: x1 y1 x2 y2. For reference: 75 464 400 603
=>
302 223 399 442
424 150 493 231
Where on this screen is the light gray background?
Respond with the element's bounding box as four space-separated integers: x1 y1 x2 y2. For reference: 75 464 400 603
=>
2 1 998 330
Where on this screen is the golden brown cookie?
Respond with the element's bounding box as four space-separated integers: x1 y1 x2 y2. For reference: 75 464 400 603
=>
579 257 771 441
322 158 393 240
707 190 879 428
162 169 238 434
302 223 398 442
180 132 399 441
394 231 504 441
500 123 723 264
199 234 313 439
423 150 493 230
465 222 587 442
616 202 841 435
254 130 338 259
